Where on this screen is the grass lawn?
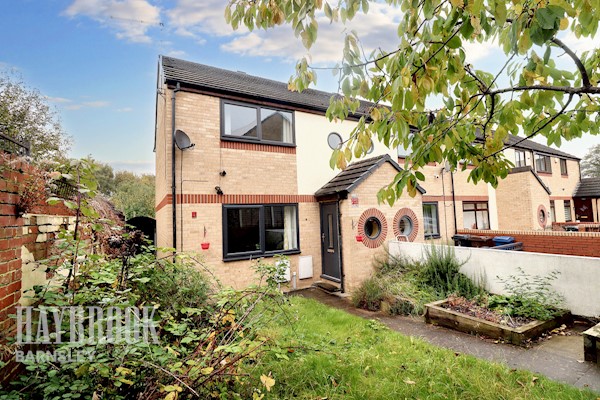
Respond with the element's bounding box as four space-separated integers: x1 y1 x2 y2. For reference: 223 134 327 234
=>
249 297 597 399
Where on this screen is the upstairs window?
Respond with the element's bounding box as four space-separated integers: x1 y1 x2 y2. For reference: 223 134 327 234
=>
463 202 490 230
515 150 527 168
560 158 568 175
534 153 552 173
221 100 294 145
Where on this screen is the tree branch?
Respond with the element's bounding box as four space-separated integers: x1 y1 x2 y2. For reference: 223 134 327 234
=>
484 93 575 160
551 37 591 87
490 84 600 96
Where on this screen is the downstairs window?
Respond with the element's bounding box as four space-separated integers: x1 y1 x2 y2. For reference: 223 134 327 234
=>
223 204 299 260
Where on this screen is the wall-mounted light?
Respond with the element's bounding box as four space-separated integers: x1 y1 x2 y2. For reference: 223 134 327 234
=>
219 170 227 176
215 186 223 195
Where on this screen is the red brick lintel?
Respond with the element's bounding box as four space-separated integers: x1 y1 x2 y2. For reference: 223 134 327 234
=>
156 194 317 211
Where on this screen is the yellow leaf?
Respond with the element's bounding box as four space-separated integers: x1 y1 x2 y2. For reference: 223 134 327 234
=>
260 374 276 392
164 392 178 400
201 367 214 375
559 17 569 30
404 379 416 385
449 0 464 8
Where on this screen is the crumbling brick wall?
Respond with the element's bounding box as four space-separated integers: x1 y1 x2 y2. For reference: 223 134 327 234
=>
0 153 75 382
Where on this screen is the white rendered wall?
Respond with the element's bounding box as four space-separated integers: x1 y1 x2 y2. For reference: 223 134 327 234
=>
294 111 397 195
388 241 600 317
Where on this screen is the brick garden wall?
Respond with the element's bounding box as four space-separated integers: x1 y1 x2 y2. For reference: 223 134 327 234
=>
459 229 600 258
0 153 75 382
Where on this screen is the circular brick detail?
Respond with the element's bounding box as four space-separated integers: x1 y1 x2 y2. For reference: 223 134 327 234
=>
393 208 419 242
538 204 548 228
357 208 388 248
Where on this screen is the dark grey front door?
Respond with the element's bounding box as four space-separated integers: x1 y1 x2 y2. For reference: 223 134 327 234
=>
320 202 341 282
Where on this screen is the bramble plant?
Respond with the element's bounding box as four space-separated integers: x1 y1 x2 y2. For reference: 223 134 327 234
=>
1 157 289 399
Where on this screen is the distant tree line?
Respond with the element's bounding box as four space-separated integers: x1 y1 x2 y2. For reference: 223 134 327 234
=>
91 159 155 220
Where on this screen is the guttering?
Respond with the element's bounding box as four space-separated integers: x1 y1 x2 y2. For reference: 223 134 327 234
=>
171 82 181 252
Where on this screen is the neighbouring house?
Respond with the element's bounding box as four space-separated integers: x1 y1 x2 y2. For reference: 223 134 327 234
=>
154 56 593 291
573 177 600 224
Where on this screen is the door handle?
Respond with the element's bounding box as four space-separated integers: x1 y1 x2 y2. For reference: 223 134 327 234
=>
321 232 325 242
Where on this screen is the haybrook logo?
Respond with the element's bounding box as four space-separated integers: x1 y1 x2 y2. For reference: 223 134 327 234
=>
15 306 159 363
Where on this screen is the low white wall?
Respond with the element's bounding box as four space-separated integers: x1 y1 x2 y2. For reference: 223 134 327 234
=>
388 241 600 317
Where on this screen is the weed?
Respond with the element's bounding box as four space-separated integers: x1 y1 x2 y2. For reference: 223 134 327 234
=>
493 268 565 320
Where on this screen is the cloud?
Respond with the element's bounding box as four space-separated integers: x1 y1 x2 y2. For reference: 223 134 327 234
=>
559 31 596 54
116 107 134 112
220 3 403 65
216 3 498 66
64 100 110 110
166 49 186 58
64 0 161 43
46 96 72 104
167 0 241 38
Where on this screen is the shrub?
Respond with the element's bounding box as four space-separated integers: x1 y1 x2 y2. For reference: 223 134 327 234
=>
418 244 483 299
351 276 389 311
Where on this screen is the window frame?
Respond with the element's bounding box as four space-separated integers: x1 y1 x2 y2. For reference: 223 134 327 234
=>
515 150 527 168
220 99 296 147
560 158 568 176
462 202 490 230
422 202 441 239
550 200 556 223
534 153 552 174
222 203 300 261
564 200 572 222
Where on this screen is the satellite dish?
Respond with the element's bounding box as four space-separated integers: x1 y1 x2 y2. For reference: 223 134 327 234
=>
175 129 195 150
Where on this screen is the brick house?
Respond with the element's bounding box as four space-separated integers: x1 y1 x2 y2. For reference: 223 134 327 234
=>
154 56 588 291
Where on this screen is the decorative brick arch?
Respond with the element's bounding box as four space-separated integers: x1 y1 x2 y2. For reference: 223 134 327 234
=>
357 208 388 248
393 208 419 242
537 204 548 228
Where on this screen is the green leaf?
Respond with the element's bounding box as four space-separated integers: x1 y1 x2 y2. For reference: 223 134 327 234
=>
446 35 462 49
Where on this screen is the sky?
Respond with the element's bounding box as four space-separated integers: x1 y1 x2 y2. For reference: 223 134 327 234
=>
1 0 599 174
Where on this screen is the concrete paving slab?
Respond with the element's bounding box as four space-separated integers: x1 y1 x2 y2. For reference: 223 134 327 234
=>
296 287 600 393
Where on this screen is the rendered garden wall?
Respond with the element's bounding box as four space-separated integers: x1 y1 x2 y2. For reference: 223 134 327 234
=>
389 241 600 317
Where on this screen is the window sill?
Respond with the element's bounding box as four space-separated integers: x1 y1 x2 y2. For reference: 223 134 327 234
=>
561 174 569 177
223 249 301 262
425 235 441 240
220 136 296 148
537 171 552 176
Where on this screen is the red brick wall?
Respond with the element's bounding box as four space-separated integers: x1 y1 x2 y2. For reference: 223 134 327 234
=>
459 229 600 258
0 153 75 382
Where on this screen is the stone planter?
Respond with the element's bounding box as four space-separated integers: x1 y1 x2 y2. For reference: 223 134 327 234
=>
424 299 572 346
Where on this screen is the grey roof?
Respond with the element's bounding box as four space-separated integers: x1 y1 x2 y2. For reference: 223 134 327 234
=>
161 56 371 116
475 131 579 160
314 154 425 198
161 56 578 160
574 177 600 197
508 166 551 195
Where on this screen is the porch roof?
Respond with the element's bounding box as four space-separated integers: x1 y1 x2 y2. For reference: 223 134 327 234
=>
574 177 600 197
314 154 426 199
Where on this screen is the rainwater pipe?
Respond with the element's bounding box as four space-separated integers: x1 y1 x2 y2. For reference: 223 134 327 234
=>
171 82 181 253
450 168 458 235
